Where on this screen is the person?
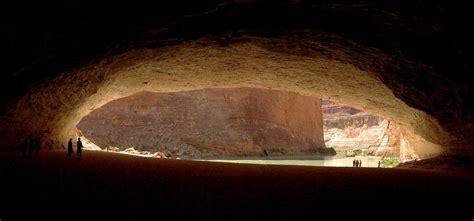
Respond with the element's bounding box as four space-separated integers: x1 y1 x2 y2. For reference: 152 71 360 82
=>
67 138 73 159
378 161 381 168
263 149 268 156
34 137 41 159
352 159 356 167
355 159 359 167
359 160 362 167
77 137 83 159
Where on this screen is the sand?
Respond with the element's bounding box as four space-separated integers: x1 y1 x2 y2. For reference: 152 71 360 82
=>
1 150 473 219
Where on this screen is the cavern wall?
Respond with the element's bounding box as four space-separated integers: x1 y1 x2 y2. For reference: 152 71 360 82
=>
1 36 447 159
2 0 472 160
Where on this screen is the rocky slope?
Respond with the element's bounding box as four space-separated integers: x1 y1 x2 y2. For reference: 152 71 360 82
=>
322 100 400 157
77 88 327 158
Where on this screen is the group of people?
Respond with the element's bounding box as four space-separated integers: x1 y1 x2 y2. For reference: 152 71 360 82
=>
22 136 84 159
352 159 384 168
22 136 41 159
352 159 362 167
67 137 83 159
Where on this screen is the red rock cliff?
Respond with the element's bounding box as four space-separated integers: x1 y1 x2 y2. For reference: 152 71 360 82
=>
322 100 400 157
77 88 326 157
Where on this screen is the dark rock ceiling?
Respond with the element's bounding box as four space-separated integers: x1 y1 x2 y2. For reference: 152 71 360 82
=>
1 0 473 148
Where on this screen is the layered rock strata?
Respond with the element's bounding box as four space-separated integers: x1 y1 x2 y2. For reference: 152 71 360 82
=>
322 100 400 157
77 88 327 157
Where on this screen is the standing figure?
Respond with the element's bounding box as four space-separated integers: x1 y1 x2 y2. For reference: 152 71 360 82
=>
67 138 73 159
378 161 381 168
34 137 41 159
77 137 83 159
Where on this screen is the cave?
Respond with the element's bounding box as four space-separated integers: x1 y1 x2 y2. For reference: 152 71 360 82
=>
1 0 473 219
2 35 449 159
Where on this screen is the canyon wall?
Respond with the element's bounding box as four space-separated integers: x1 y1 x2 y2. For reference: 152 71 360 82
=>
322 100 400 157
77 88 326 157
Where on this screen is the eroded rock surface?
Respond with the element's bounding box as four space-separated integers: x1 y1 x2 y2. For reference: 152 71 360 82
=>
77 88 326 157
2 0 472 161
322 100 400 157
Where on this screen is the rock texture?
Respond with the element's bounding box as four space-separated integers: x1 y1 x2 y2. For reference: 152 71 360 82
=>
77 88 326 157
0 35 445 160
322 100 400 157
1 36 451 161
2 0 472 161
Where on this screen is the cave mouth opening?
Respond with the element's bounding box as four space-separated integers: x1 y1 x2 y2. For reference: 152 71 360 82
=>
75 87 402 168
5 36 447 165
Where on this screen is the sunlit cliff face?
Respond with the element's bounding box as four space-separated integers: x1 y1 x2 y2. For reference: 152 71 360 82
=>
76 88 327 157
74 89 407 160
322 100 402 158
1 0 472 161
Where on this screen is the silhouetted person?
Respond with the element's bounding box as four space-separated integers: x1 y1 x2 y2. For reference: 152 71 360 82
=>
67 138 73 159
355 159 359 167
77 138 83 159
352 159 356 167
263 149 268 156
378 161 381 168
359 160 362 167
34 137 41 159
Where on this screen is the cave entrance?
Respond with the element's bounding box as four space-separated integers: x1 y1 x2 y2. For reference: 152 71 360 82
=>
7 36 447 163
75 88 402 167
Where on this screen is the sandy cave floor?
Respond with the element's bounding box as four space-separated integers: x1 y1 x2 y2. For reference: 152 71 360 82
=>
1 150 473 219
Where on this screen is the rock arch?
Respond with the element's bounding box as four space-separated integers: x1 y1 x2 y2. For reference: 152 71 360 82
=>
2 35 451 159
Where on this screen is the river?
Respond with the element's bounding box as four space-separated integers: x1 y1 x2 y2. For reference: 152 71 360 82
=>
197 155 394 168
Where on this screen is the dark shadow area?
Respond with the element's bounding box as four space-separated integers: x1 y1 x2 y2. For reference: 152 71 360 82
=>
1 151 473 219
